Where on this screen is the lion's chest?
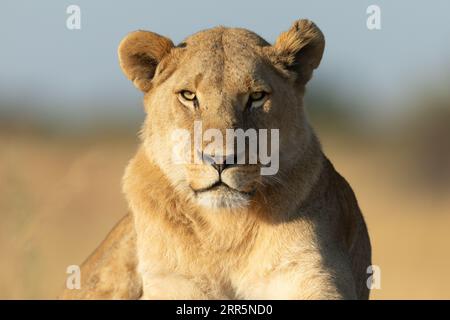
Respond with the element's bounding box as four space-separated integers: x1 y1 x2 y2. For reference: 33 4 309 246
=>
134 218 261 299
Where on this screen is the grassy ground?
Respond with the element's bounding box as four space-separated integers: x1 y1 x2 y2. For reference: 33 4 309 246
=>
1 128 449 299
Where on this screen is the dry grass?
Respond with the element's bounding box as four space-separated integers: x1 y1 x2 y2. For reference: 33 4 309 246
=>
1 129 449 299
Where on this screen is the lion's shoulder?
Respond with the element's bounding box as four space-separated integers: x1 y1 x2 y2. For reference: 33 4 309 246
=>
59 214 142 299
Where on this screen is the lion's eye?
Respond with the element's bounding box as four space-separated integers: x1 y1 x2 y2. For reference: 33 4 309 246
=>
178 90 199 109
248 91 267 109
180 90 196 101
250 92 265 101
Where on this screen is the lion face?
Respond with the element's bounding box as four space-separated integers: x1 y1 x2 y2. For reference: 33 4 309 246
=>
119 20 325 209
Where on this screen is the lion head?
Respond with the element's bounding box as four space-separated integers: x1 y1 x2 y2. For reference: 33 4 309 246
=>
118 20 325 210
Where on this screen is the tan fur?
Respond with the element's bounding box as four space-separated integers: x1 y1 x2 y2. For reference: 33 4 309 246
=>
60 19 371 300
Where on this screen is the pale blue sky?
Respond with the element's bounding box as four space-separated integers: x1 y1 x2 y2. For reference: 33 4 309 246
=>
0 0 449 124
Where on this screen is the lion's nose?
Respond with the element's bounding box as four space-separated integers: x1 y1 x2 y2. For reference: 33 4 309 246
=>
211 162 226 174
200 151 237 174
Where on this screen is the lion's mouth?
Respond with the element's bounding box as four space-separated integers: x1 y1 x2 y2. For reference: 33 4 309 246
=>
191 181 255 196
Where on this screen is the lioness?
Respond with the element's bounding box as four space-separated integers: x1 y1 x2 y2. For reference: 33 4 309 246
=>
61 19 371 300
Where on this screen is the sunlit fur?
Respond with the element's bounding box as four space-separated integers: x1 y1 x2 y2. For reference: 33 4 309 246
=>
60 20 371 300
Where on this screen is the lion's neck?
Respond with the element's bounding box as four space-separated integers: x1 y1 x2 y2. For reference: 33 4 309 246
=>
266 131 325 220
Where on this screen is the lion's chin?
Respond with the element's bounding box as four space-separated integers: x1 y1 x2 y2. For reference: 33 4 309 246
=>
194 185 253 210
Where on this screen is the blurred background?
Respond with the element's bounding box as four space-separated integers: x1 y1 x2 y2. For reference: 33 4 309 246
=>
1 0 450 299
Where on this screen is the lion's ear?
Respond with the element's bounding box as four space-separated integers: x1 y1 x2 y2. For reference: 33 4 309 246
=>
118 30 174 92
270 20 325 85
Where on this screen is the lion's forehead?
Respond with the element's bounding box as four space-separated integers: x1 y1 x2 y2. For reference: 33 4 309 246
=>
177 28 268 71
181 26 269 50
168 29 272 94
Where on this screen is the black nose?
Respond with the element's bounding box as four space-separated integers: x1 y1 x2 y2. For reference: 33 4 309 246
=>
211 163 226 173
201 152 237 174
